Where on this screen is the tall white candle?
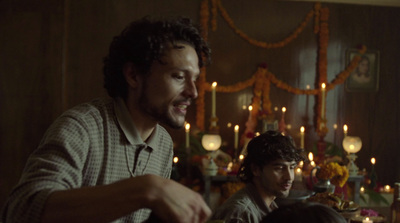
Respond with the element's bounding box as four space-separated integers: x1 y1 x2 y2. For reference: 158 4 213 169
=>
185 123 190 149
295 167 303 182
211 82 217 118
300 126 305 149
248 105 253 120
321 83 326 119
234 125 239 150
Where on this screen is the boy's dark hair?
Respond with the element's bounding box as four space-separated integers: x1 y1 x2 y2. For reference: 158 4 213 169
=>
103 16 211 99
238 130 305 183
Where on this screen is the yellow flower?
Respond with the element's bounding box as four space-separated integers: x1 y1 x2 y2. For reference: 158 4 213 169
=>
316 162 349 187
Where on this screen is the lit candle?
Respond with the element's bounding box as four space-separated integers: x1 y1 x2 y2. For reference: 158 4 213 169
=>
248 105 253 120
282 107 286 115
298 161 304 168
362 217 373 223
185 123 190 149
173 156 179 164
343 124 348 137
360 186 365 194
300 126 305 149
321 83 326 119
239 154 244 161
384 185 391 193
211 82 217 118
308 152 314 162
310 161 316 167
295 167 303 182
371 157 376 165
234 125 239 150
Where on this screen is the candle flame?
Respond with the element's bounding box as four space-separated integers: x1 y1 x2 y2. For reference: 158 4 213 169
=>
248 105 253 111
298 161 304 168
371 157 376 165
306 84 310 89
321 83 326 89
282 107 286 112
308 152 313 161
296 167 302 173
300 126 305 133
343 124 348 132
234 125 239 132
333 124 338 129
185 123 190 131
173 156 179 163
212 82 217 88
360 186 365 193
239 154 244 160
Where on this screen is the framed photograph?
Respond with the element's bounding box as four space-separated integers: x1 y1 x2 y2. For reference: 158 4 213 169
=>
345 49 380 92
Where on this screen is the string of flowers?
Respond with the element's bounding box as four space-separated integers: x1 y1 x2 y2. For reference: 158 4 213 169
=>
215 0 315 49
196 1 367 136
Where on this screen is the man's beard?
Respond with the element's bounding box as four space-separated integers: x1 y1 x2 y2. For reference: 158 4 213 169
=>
138 83 185 129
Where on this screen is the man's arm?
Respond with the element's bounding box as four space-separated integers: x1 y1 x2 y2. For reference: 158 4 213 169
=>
41 174 211 223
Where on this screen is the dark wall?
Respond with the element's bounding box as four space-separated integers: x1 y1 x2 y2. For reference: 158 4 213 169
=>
1 0 399 207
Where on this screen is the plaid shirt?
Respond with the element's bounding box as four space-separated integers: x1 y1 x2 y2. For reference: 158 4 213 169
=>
1 97 173 223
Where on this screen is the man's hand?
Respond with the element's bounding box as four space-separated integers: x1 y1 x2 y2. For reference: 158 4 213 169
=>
140 175 211 223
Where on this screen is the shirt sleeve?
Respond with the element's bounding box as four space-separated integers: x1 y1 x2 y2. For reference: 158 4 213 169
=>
1 114 91 223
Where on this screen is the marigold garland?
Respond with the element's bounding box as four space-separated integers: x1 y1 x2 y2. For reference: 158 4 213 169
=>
197 1 367 142
215 0 315 49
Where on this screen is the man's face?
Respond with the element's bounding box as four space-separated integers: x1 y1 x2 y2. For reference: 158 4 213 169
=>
358 59 369 75
254 159 296 199
138 43 199 129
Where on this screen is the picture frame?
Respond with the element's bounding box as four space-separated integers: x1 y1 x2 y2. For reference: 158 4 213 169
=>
345 49 380 92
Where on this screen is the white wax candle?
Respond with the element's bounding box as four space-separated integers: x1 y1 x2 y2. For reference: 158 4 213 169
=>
343 124 348 137
248 105 253 120
295 167 303 182
185 123 190 149
362 217 373 223
211 82 217 118
234 125 239 150
300 126 305 149
321 83 326 119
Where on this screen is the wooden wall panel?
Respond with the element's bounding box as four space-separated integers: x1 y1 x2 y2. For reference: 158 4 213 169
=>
1 0 400 209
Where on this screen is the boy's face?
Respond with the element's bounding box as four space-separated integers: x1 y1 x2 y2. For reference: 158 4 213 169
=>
253 159 297 199
137 43 199 129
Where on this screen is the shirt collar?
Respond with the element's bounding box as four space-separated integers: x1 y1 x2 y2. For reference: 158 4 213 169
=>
114 97 158 150
246 182 278 213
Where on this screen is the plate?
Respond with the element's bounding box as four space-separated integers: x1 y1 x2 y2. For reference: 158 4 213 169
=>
336 202 360 212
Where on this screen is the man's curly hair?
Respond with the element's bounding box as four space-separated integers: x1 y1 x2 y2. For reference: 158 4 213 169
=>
238 130 305 183
103 16 211 99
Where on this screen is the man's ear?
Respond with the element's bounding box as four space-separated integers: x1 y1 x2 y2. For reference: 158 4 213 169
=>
251 164 261 177
123 62 140 88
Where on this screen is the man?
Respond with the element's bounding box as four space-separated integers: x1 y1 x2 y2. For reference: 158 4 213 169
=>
210 130 304 223
1 17 211 223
